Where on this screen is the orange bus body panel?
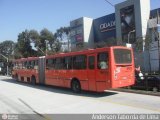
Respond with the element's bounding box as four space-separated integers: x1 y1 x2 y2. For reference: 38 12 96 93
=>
12 46 135 92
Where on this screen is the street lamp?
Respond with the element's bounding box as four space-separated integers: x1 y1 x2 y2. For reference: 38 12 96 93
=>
0 53 8 76
128 30 135 43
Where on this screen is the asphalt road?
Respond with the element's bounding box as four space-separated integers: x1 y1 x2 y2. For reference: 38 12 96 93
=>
0 76 160 114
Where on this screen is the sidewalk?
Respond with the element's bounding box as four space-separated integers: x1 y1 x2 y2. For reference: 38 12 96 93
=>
112 88 160 96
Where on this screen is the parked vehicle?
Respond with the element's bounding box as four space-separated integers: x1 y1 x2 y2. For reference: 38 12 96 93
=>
134 75 160 92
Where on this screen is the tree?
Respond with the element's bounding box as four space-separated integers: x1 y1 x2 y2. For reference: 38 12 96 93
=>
40 28 62 54
29 29 40 46
29 29 42 56
0 40 15 57
16 29 37 58
0 40 16 63
15 28 64 58
55 27 71 52
29 28 62 55
13 43 22 59
0 40 15 75
40 28 54 54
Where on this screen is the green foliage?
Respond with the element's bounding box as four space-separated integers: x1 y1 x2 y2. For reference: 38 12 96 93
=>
134 35 152 52
40 28 55 54
15 28 63 57
29 29 42 56
0 40 15 60
55 27 70 40
55 27 71 52
4 27 70 59
29 29 40 46
144 35 152 50
16 29 37 58
0 40 14 56
135 39 143 52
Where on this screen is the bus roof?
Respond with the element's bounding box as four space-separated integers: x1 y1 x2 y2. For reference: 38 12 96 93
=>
12 46 132 61
46 46 132 59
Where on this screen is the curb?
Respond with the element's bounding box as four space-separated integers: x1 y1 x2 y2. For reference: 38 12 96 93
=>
111 88 160 96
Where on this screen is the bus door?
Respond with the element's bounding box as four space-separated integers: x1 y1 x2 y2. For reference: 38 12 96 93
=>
38 57 45 84
88 54 96 91
96 52 110 91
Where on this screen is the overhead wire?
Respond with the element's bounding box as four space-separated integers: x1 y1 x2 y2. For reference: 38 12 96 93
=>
104 0 114 7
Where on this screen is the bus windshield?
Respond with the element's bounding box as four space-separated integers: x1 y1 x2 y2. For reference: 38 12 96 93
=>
114 49 132 64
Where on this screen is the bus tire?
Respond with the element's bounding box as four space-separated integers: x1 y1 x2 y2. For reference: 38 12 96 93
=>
31 76 36 85
71 79 81 93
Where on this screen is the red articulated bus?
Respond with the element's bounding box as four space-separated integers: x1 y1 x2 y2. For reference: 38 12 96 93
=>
12 46 135 92
12 57 39 84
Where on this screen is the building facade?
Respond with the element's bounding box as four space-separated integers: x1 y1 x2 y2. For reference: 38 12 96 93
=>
70 0 160 72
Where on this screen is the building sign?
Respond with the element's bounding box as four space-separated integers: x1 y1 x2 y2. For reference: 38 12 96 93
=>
99 20 115 32
93 13 116 43
120 5 136 43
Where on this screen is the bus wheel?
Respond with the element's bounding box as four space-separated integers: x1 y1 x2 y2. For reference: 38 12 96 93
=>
71 80 81 93
31 76 36 85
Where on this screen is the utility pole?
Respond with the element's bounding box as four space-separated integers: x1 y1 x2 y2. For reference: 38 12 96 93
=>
157 10 160 74
45 40 48 56
0 53 8 76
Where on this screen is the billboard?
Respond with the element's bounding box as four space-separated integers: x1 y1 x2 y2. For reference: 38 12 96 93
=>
120 5 136 43
70 18 84 44
93 13 116 45
70 26 83 44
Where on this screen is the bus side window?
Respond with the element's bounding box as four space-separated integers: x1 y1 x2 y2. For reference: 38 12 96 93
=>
46 59 55 70
19 62 23 69
34 60 38 69
68 57 72 70
27 61 31 69
31 61 35 69
22 62 25 69
64 57 72 70
55 58 64 70
88 56 95 69
73 55 86 70
98 52 109 69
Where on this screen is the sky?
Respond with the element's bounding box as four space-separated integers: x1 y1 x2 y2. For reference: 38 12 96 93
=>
0 0 159 42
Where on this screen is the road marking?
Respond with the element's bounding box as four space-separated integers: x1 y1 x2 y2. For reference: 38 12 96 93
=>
18 98 52 120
